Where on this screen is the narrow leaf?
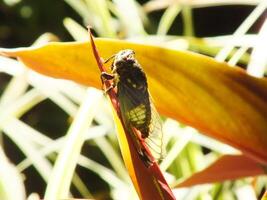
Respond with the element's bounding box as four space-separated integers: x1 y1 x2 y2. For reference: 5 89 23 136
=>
176 155 266 187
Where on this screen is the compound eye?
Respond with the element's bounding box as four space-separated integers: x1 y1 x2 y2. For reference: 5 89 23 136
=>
124 50 135 59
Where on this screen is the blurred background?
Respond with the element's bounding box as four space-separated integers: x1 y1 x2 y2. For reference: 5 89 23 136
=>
0 0 264 47
0 0 266 200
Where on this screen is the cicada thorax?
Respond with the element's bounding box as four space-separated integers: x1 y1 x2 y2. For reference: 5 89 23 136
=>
114 57 152 139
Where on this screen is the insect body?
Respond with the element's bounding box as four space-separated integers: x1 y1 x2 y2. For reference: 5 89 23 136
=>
101 49 164 165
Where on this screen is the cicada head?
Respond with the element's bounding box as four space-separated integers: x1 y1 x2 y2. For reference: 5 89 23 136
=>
111 49 135 73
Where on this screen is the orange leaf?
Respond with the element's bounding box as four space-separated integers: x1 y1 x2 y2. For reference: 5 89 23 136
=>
1 39 267 166
176 155 265 187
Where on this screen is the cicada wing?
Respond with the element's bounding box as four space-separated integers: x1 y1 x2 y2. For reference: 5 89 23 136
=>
117 82 147 130
117 82 165 161
145 96 165 161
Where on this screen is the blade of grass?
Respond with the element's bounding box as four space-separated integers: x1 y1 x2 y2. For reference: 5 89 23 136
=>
0 89 45 127
72 173 93 198
205 34 258 47
8 120 96 197
0 71 28 108
113 0 147 36
63 18 88 41
160 129 192 171
29 74 78 115
186 143 205 173
44 88 102 199
16 124 125 191
216 1 267 61
157 4 181 35
143 0 262 13
78 156 127 189
55 81 86 105
64 0 91 21
247 19 267 77
3 118 53 181
17 125 107 171
15 125 105 197
189 130 240 155
163 119 239 155
181 4 194 36
12 118 51 149
188 0 262 8
0 56 24 76
93 137 129 181
228 46 249 66
85 0 116 37
0 147 26 200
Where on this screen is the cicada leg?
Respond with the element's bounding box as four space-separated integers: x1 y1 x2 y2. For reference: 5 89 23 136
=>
139 146 155 167
100 72 116 93
103 54 116 64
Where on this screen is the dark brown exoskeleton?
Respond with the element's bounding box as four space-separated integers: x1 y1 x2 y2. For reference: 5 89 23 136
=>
101 49 164 166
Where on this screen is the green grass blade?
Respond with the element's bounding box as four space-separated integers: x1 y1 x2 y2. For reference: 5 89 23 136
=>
0 73 28 108
63 18 88 41
157 4 181 35
247 19 267 77
0 147 26 200
181 4 194 36
94 137 129 181
160 130 192 171
113 0 147 36
85 0 116 37
216 1 267 61
3 118 53 181
64 0 90 20
44 88 102 199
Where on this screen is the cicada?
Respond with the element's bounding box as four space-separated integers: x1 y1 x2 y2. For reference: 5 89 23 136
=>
101 49 164 166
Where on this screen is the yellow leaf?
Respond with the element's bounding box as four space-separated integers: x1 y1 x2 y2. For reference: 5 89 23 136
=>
1 39 267 167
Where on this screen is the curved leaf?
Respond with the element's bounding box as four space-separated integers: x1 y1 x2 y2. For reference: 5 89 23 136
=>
1 39 267 166
176 154 266 187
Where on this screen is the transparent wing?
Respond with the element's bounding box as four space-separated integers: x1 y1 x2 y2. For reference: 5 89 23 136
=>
117 82 165 161
145 96 165 161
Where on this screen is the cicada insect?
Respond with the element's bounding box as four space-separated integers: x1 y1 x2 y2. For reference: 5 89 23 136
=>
101 49 164 166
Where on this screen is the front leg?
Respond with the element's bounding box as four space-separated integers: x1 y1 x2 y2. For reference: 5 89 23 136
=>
100 72 115 93
101 72 114 81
